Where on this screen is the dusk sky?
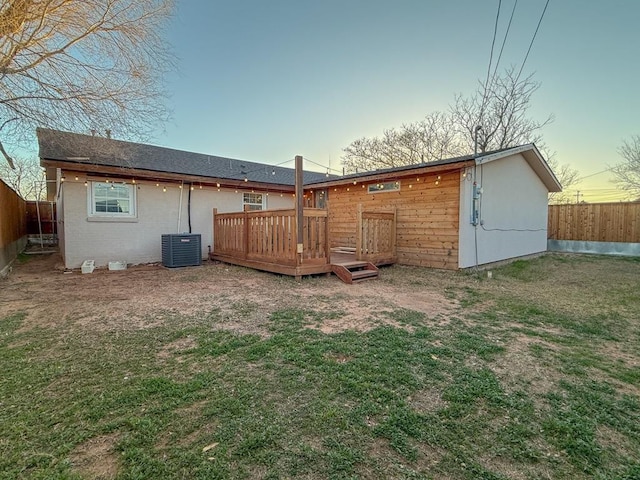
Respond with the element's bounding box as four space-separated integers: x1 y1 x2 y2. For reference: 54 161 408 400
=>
157 0 639 202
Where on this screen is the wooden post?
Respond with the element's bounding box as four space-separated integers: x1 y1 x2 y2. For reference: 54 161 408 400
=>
295 155 304 267
356 203 363 261
243 209 249 259
212 208 217 258
391 207 397 261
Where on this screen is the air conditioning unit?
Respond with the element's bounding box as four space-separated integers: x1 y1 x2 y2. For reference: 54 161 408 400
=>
161 234 202 268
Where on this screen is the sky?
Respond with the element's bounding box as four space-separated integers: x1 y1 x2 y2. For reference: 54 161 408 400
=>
153 0 640 202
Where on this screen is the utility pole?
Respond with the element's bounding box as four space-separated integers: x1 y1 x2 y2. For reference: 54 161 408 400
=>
575 191 582 204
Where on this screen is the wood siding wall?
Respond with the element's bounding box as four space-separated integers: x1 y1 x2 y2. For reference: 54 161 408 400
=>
0 180 27 274
548 202 640 243
328 170 461 269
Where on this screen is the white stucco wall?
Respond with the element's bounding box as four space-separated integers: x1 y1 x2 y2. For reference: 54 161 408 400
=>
458 153 550 268
60 178 293 268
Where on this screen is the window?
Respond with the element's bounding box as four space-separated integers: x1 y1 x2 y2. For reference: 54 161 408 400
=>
367 181 400 193
89 181 136 217
243 192 264 211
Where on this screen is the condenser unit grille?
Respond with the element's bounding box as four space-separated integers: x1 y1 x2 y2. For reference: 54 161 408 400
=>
161 234 202 267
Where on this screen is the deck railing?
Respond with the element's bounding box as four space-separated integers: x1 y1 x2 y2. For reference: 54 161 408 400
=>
356 206 397 264
213 208 330 267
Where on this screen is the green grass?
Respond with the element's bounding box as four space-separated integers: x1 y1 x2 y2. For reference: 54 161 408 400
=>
1 254 639 479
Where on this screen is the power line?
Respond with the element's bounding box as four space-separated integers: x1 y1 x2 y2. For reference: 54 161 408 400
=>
575 168 613 181
303 157 342 174
491 0 518 82
516 0 551 82
479 0 503 122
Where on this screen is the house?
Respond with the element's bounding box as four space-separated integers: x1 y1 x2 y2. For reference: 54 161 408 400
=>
38 128 561 272
37 128 327 269
305 145 562 269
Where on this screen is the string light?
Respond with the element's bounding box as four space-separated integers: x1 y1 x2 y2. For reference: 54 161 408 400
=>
60 176 65 182
156 182 159 187
163 186 167 192
74 175 78 181
199 184 203 189
132 179 136 184
190 185 195 191
216 183 220 188
84 181 88 187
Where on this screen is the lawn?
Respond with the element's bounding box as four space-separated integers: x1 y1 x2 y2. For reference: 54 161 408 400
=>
0 253 639 479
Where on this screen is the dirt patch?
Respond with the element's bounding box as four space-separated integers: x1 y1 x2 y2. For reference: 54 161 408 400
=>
407 388 447 414
0 253 458 337
491 334 558 403
70 432 120 480
157 336 198 360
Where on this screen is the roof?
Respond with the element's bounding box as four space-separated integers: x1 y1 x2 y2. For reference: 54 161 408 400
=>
305 152 477 187
37 128 330 186
306 144 562 192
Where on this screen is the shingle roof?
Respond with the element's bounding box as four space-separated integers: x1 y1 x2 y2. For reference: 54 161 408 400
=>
37 128 330 186
305 152 477 186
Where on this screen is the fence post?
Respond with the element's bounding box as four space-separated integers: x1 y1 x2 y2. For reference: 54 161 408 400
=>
243 208 249 259
295 155 304 267
356 204 363 261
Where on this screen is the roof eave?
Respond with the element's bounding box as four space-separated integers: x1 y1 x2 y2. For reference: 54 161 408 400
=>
476 144 562 192
40 158 297 192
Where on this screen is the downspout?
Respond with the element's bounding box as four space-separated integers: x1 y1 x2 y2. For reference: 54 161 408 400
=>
472 126 482 268
187 182 192 234
177 180 184 233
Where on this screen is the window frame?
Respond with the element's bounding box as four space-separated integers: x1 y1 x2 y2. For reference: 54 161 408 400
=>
367 181 400 194
87 181 137 219
242 192 265 211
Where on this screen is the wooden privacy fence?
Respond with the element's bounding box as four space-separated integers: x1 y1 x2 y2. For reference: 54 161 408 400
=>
213 208 330 275
26 201 56 235
0 180 27 274
356 206 397 264
548 202 640 243
0 180 27 249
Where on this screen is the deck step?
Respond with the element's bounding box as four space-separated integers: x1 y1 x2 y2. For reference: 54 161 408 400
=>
331 261 379 284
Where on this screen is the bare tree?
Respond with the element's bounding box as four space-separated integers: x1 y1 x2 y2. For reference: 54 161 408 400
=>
546 156 580 204
0 0 174 168
450 66 554 153
342 112 465 173
341 68 578 202
612 135 640 198
0 155 46 199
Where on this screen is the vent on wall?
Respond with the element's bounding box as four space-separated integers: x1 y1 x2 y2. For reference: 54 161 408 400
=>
161 234 202 268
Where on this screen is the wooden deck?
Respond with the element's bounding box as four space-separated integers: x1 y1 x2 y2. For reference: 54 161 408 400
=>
211 207 396 280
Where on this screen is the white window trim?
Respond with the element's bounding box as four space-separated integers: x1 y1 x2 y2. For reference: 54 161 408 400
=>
242 192 266 211
87 181 137 219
